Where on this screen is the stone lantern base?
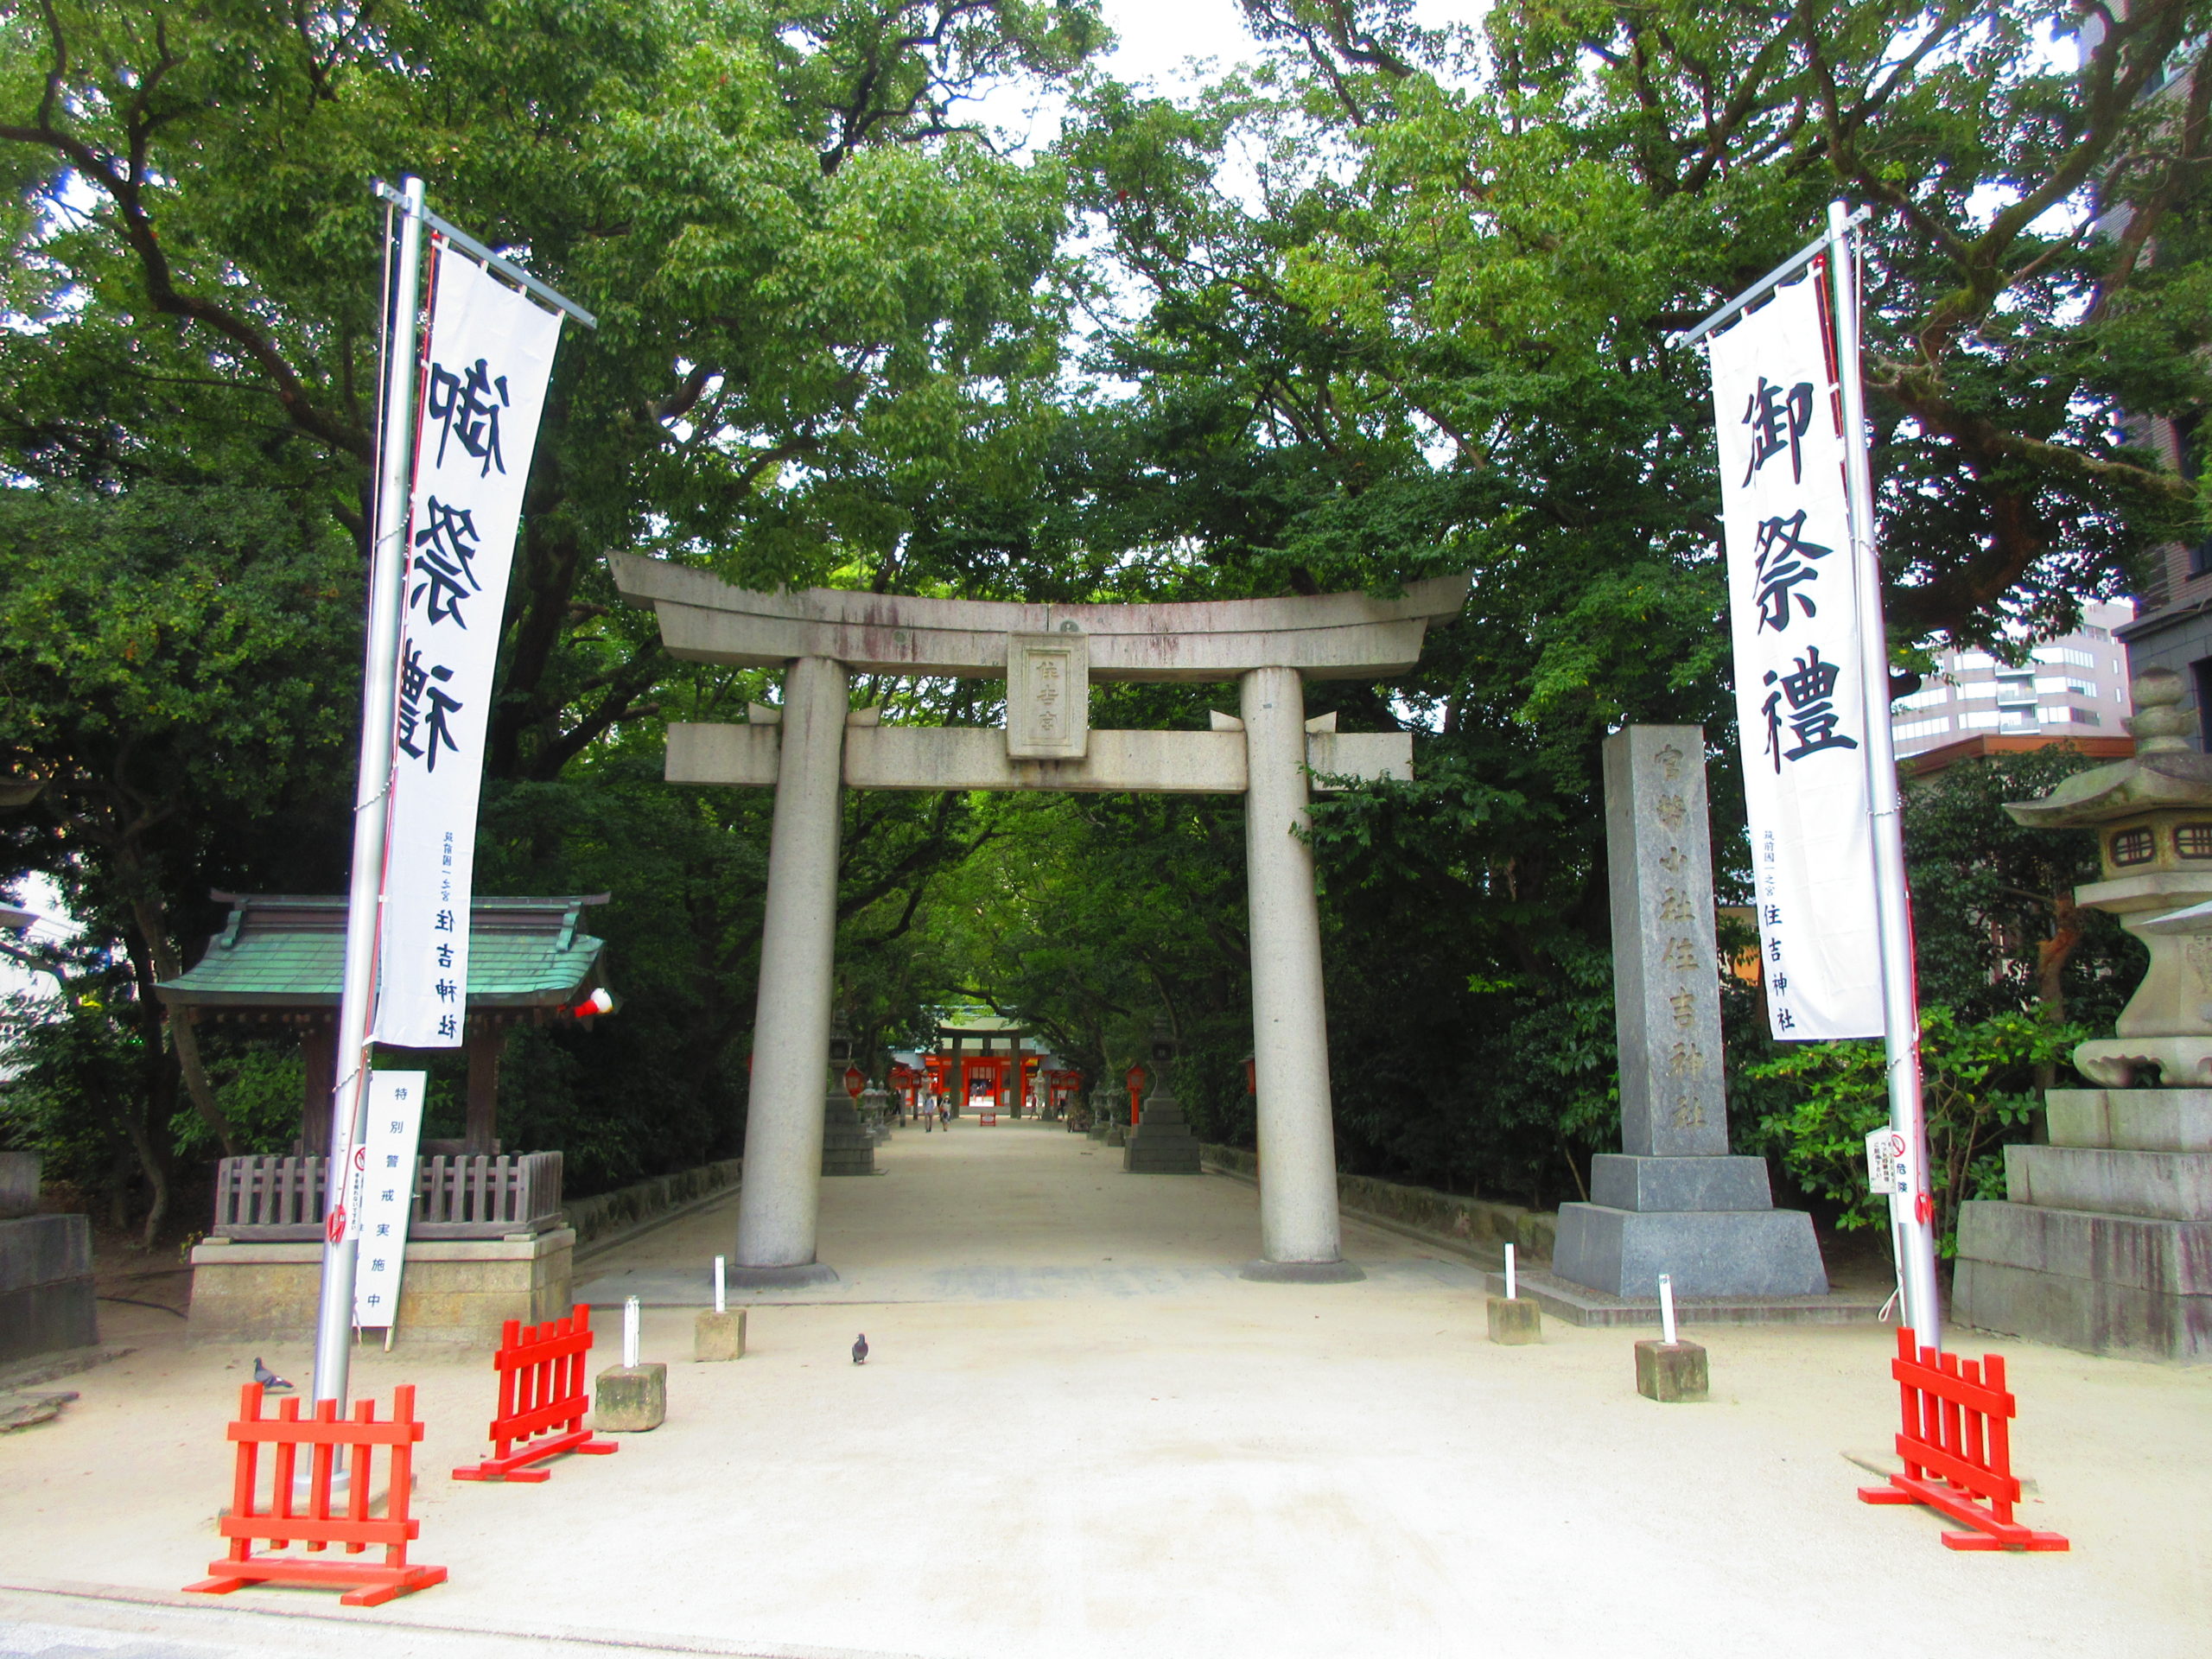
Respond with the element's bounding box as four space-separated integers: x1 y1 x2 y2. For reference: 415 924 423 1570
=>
1953 1086 2212 1361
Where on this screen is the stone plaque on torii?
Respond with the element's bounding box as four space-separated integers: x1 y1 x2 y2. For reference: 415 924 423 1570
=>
609 555 1469 1285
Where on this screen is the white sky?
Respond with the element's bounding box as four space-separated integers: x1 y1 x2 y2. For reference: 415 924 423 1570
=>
970 0 1471 147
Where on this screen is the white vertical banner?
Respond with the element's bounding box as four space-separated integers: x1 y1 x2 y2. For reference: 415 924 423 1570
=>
376 243 563 1046
352 1070 426 1328
1710 270 1884 1039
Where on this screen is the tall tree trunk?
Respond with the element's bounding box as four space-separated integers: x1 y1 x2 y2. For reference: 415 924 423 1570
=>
124 890 239 1157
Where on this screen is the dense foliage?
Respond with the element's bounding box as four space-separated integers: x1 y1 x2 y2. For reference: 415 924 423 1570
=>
3 1 2202 1241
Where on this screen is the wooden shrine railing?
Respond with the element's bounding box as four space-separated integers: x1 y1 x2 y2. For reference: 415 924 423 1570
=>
212 1152 564 1241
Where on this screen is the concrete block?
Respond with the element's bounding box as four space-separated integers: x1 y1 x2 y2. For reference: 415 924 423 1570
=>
1635 1339 1708 1402
1486 1295 1541 1344
695 1309 746 1361
0 1214 98 1368
2003 1145 2212 1220
1954 1255 2212 1363
594 1362 667 1431
2042 1089 2212 1152
0 1276 99 1365
1956 1198 2212 1296
1551 1204 1828 1297
0 1212 91 1291
1590 1154 1773 1213
0 1151 37 1218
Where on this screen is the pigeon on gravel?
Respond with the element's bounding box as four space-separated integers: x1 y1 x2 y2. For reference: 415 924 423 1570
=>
252 1357 294 1392
851 1333 868 1365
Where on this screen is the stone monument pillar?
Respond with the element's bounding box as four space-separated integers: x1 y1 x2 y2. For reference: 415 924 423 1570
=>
1239 665 1361 1281
1553 726 1827 1298
1953 671 2212 1358
731 655 848 1286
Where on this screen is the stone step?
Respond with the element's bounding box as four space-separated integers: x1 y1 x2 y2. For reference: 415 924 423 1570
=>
1953 1255 2212 1362
2003 1145 2212 1221
2045 1087 2212 1153
1955 1198 2212 1295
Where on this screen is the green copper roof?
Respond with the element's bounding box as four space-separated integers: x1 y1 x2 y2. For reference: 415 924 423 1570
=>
156 893 609 1011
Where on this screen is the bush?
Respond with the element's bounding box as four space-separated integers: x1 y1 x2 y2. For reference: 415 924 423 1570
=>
1744 1004 2082 1256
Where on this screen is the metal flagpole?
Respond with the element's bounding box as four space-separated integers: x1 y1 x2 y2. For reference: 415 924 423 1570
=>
311 174 425 1405
1826 200 1943 1349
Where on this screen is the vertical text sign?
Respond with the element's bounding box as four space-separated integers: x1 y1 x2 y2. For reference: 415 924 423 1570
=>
378 245 564 1046
353 1070 426 1327
1708 272 1883 1039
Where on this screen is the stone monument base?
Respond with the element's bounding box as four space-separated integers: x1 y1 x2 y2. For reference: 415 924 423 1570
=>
188 1229 574 1348
1552 1204 1827 1298
821 1096 876 1176
1124 1093 1201 1174
1952 1087 2211 1360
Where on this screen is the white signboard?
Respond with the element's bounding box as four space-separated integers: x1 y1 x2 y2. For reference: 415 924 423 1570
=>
377 243 563 1046
1865 1125 1910 1198
353 1071 427 1328
1709 272 1883 1039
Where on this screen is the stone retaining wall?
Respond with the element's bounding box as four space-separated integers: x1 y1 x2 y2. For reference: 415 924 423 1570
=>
563 1158 741 1249
1200 1145 1559 1261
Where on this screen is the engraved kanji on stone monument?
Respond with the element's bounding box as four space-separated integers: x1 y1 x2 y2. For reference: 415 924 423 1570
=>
1608 728 1727 1157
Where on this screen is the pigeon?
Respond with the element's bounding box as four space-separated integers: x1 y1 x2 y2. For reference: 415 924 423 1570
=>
252 1357 294 1393
851 1333 868 1365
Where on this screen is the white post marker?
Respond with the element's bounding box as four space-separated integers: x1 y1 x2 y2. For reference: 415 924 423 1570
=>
714 1255 727 1316
1504 1243 1518 1302
1658 1274 1678 1347
624 1296 641 1370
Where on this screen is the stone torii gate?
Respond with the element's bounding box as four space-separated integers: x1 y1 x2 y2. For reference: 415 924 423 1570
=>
610 556 1469 1285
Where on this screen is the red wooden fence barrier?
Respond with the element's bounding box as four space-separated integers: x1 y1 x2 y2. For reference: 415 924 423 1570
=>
186 1383 447 1606
452 1303 616 1483
1857 1325 2068 1552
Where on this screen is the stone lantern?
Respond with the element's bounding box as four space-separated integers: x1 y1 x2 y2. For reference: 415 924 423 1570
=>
1124 1015 1202 1175
1999 668 2212 1085
1948 668 2212 1359
818 1014 875 1176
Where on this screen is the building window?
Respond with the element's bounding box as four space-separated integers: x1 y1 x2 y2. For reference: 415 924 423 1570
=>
2111 828 2155 868
2194 659 2212 753
2179 824 2212 860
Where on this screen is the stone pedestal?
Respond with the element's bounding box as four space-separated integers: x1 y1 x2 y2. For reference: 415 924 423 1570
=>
821 1089 876 1176
1555 728 1827 1300
1635 1339 1707 1402
695 1309 746 1361
1954 1086 2212 1360
188 1229 573 1348
1123 1088 1202 1174
1486 1296 1541 1344
0 1212 98 1366
594 1362 667 1431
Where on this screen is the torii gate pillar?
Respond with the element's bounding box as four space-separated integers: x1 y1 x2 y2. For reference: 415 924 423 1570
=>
1239 665 1356 1280
610 556 1469 1286
734 654 847 1284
